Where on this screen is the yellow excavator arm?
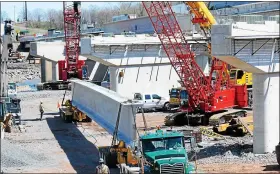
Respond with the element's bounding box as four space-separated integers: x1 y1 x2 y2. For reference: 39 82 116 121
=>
185 2 216 30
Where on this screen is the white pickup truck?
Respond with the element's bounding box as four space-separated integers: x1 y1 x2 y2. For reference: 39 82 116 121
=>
133 93 170 112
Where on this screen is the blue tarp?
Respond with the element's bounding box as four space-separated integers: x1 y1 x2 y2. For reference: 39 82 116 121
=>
16 79 40 92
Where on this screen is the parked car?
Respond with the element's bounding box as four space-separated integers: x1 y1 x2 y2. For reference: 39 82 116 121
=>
133 93 170 112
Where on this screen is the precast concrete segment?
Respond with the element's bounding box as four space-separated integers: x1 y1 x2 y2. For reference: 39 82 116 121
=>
253 72 279 153
71 79 142 145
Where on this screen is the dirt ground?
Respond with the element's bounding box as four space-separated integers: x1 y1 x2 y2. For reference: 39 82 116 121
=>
199 163 280 173
1 91 279 173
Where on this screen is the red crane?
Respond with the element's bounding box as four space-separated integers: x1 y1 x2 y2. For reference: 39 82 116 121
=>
58 1 85 81
142 2 248 125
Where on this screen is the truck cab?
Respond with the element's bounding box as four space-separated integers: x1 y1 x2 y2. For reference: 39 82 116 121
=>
140 129 195 174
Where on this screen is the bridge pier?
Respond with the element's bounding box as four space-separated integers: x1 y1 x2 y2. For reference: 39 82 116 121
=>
253 72 279 153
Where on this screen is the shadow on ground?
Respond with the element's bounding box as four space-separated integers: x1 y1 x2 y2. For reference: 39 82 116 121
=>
46 116 100 173
44 112 60 116
263 164 280 172
21 118 41 122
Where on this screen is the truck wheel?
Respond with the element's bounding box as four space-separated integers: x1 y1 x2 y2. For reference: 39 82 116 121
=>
226 126 233 135
164 102 171 111
105 152 118 168
136 107 141 113
67 115 72 123
236 128 244 136
275 144 280 165
85 116 92 122
213 127 219 133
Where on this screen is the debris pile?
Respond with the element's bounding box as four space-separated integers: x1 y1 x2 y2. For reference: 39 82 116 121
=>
7 62 41 83
196 135 277 164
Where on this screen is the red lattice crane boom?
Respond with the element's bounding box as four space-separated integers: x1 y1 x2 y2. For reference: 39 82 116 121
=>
142 2 247 114
58 1 85 81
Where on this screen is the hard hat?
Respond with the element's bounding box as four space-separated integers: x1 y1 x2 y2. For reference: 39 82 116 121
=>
99 158 104 163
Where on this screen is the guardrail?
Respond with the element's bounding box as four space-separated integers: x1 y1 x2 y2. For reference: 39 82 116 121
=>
19 28 104 42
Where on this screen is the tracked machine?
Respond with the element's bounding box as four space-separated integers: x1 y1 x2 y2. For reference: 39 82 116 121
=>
143 2 248 126
37 2 88 90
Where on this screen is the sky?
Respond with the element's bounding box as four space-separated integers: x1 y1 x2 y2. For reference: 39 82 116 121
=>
1 1 120 21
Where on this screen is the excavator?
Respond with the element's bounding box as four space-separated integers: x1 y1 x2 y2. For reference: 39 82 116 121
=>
143 2 252 135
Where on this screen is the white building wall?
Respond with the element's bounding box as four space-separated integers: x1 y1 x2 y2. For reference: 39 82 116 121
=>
112 65 181 99
212 24 279 73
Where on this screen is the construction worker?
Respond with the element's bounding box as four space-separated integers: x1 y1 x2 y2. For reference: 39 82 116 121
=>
39 102 44 121
96 158 110 174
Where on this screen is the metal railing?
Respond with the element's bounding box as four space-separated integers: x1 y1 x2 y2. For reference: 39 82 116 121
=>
215 14 280 25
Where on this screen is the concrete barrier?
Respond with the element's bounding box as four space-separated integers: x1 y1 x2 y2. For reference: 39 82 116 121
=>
71 79 142 144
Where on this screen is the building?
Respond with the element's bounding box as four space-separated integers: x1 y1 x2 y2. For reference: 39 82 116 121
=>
80 34 208 99
104 14 192 35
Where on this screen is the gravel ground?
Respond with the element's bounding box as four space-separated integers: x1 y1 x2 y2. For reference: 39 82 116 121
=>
1 90 115 173
7 62 41 83
196 135 277 165
1 89 278 173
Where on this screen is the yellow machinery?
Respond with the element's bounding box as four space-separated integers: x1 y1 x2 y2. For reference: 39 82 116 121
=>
229 68 253 108
169 87 186 108
99 140 139 168
213 115 253 136
229 69 253 87
59 91 91 123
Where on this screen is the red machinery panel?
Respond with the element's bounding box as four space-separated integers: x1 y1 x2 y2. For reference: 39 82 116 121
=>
234 85 248 107
59 2 82 81
58 60 65 81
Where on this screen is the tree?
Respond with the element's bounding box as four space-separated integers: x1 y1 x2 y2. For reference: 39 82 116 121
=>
53 10 63 30
46 9 56 29
32 8 45 28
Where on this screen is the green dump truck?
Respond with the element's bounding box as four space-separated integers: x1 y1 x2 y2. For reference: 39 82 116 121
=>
141 129 196 173
99 128 196 174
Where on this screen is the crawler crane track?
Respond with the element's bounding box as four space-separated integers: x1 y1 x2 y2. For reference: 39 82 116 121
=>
164 109 247 126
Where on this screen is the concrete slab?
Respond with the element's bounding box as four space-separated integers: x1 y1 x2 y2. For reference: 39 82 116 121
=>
71 79 142 145
30 41 87 62
215 56 266 73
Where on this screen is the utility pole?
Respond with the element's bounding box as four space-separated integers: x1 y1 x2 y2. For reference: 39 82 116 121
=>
0 1 2 98
14 6 15 23
24 1 27 29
